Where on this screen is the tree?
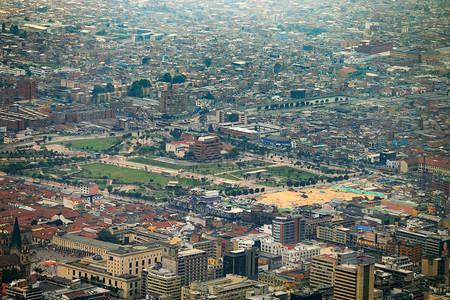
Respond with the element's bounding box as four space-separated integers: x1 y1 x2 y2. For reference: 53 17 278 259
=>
139 79 151 88
92 85 106 100
203 92 215 100
97 229 120 244
199 114 207 125
203 57 212 67
10 25 19 36
142 57 150 65
172 75 186 84
105 83 114 93
128 81 143 97
160 73 172 83
274 62 282 74
199 108 209 115
226 147 239 159
170 128 182 139
2 268 21 284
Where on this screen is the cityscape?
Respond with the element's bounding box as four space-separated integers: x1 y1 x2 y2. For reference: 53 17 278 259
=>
0 0 449 299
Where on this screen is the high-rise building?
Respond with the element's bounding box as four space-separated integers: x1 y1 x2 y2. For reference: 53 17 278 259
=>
181 274 261 300
399 241 422 263
310 254 338 288
193 135 221 161
422 257 450 285
141 267 181 300
333 264 374 300
163 249 208 287
222 247 258 280
160 90 187 114
17 80 37 100
272 216 305 244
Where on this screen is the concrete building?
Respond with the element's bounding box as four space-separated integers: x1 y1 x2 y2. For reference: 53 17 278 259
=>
316 225 351 245
223 247 258 280
57 257 141 299
163 249 208 287
6 285 42 300
422 257 449 285
160 90 187 114
310 254 338 288
193 135 221 161
272 216 305 244
52 233 120 256
80 182 98 195
141 267 182 300
181 274 260 300
333 264 374 300
17 79 37 100
107 243 174 277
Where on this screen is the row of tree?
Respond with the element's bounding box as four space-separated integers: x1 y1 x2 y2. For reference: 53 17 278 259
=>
259 97 349 110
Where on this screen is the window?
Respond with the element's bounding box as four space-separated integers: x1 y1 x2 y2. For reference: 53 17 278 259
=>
129 262 132 268
135 282 138 287
136 261 138 267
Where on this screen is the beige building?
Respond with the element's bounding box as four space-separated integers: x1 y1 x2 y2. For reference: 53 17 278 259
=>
163 249 208 287
310 254 338 288
52 233 120 256
316 226 351 245
181 274 260 300
142 267 181 299
57 257 141 299
334 264 374 300
193 239 222 260
57 241 179 299
107 242 177 277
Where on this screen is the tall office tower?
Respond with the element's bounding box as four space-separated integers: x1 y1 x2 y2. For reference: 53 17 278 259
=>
222 247 259 280
333 263 374 300
160 90 187 114
193 135 221 161
310 254 338 288
272 216 305 244
163 249 208 287
17 79 37 100
141 267 181 300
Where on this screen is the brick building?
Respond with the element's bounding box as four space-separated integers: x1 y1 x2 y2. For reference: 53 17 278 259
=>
193 135 221 161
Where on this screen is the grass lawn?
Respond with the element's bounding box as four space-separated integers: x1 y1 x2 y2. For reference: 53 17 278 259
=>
230 168 264 178
266 166 318 181
128 157 272 175
217 174 241 181
128 157 180 170
79 163 203 187
59 137 121 151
